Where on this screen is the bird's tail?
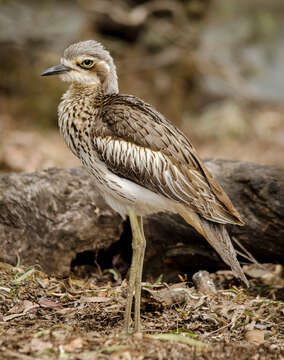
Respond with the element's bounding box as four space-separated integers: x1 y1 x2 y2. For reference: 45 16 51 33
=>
179 210 249 287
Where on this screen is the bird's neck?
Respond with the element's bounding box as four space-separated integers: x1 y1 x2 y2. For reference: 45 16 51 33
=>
58 82 105 157
67 82 105 104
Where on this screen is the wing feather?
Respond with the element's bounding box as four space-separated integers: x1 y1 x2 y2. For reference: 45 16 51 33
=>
92 95 243 225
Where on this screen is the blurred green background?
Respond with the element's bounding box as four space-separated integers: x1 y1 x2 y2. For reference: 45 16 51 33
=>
1 0 283 172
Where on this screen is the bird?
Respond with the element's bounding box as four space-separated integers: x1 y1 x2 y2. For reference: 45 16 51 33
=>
41 40 248 334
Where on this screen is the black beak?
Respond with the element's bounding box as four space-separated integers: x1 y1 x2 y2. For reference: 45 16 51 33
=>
40 64 71 76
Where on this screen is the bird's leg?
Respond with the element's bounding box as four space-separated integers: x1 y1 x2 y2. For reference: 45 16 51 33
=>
124 208 143 334
134 216 146 333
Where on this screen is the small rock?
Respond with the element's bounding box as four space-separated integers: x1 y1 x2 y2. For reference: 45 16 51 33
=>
192 271 217 295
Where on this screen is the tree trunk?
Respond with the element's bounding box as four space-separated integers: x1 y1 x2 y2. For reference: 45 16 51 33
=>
0 160 283 280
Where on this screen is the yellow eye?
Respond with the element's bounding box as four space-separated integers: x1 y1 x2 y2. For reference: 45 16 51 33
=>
81 59 94 68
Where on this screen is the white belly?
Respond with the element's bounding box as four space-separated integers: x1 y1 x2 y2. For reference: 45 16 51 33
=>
102 172 175 218
80 148 174 218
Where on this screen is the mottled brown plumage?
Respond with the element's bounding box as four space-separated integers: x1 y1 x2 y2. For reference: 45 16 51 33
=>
93 94 244 224
41 40 248 333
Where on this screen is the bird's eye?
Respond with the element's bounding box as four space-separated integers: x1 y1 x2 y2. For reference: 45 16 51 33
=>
81 59 94 68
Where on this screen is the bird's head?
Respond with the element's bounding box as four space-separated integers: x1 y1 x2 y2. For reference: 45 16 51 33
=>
41 40 118 94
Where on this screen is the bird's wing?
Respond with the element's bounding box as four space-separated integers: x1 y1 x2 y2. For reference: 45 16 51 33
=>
92 95 243 225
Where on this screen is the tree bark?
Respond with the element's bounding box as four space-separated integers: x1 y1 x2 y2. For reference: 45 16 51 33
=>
0 160 283 280
0 167 123 276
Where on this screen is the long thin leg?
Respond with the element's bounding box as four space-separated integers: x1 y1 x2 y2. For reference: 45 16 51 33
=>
134 216 146 332
124 208 143 333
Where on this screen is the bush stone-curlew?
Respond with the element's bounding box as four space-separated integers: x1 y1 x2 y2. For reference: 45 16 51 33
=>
41 40 248 334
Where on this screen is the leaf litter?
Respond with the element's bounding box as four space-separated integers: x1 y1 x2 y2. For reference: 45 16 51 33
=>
0 262 283 359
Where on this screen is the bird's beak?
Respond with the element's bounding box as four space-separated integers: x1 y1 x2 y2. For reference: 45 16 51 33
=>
40 64 71 76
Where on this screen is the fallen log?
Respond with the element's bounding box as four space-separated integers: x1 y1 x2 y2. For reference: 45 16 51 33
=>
0 159 283 281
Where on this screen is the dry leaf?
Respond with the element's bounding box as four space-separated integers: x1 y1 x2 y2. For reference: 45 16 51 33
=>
7 303 25 314
79 296 112 303
3 313 25 321
4 301 39 321
23 300 37 312
38 298 60 308
37 278 49 289
142 284 190 307
245 330 265 345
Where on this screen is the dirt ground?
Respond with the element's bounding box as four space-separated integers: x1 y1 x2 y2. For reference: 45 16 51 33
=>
0 262 283 360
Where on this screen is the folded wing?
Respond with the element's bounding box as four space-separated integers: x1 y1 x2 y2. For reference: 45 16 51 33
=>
92 95 244 225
